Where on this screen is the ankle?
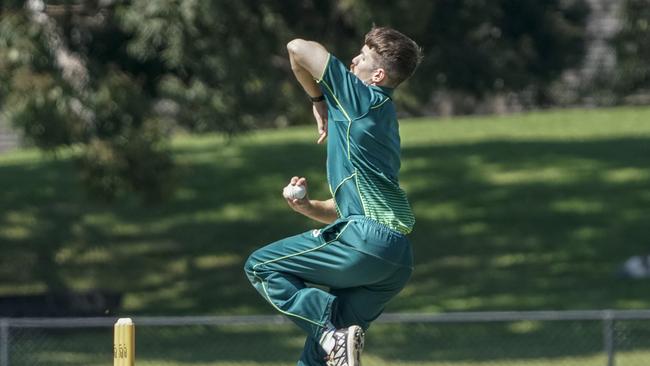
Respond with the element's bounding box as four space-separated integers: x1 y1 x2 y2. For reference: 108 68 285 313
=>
319 323 337 354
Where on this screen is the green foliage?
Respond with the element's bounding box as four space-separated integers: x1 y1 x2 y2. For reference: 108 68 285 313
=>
79 120 174 203
0 0 591 203
91 71 148 138
117 0 303 132
78 72 174 202
343 0 590 101
0 4 176 202
6 72 79 148
0 12 82 149
614 0 650 94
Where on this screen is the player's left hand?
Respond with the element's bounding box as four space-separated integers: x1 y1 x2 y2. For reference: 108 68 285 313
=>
313 101 328 144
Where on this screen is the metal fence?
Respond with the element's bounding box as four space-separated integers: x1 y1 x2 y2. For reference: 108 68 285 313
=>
1 310 650 366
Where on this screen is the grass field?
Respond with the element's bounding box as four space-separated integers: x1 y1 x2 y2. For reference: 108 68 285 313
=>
2 107 650 364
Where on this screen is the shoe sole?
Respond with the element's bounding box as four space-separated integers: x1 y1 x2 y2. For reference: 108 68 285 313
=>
347 325 365 366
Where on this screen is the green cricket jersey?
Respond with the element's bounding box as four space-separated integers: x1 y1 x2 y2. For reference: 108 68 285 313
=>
317 54 415 234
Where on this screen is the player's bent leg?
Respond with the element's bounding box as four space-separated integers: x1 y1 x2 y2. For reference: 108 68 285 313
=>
243 232 337 338
321 265 411 366
331 264 412 330
245 218 411 365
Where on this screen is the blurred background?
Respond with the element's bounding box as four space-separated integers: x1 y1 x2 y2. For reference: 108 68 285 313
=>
1 0 650 365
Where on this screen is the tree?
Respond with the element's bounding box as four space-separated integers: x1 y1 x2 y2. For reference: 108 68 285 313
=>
1 1 175 201
0 0 591 202
337 0 590 107
614 0 650 95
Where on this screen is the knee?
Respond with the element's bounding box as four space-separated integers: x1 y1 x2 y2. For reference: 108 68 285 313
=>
243 250 262 283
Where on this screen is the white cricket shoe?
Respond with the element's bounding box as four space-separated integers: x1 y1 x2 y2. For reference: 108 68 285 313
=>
320 325 365 366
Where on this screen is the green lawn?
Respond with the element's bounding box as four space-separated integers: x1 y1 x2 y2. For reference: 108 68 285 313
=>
3 106 650 364
2 107 650 316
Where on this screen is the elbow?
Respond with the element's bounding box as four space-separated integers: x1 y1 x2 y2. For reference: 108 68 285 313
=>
287 39 305 55
287 38 307 63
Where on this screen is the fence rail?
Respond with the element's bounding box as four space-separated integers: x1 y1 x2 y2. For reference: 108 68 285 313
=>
3 309 650 328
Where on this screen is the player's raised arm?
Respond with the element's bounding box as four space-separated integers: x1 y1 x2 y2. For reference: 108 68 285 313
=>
287 39 330 143
287 39 329 82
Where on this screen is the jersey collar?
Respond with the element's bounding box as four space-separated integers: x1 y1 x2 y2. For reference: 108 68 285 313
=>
371 85 394 99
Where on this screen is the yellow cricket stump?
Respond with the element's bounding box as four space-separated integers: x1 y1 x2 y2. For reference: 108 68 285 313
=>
113 318 135 366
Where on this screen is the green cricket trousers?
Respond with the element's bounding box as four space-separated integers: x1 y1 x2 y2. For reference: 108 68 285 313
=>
244 215 413 365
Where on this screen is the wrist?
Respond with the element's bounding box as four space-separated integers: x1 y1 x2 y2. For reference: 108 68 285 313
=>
301 199 317 213
293 199 315 216
309 94 325 103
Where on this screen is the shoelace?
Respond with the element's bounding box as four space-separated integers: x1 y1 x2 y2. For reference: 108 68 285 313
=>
326 330 349 366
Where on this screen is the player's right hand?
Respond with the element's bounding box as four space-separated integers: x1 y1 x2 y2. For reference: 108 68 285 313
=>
313 101 328 144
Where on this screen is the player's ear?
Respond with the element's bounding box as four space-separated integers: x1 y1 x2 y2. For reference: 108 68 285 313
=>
371 68 386 84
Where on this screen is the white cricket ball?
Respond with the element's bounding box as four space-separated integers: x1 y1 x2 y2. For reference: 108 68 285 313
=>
283 184 306 200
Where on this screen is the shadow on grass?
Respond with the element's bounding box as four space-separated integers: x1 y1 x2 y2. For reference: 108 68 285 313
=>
399 139 650 312
2 135 650 362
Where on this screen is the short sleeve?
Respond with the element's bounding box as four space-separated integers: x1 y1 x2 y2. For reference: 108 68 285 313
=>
316 54 375 121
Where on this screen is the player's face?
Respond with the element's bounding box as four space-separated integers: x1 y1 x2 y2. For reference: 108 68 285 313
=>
350 45 381 85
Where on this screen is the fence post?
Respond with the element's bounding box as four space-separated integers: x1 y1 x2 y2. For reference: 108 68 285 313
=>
603 311 615 366
0 319 9 366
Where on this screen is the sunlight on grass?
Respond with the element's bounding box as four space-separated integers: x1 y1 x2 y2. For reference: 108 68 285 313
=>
458 222 489 236
617 352 650 365
172 133 228 150
0 210 38 240
402 107 650 146
568 227 603 242
55 246 112 265
0 283 47 296
193 254 240 270
34 352 94 364
489 254 528 268
78 203 267 242
416 202 465 221
508 320 543 334
123 280 193 311
214 203 266 221
442 297 488 309
603 168 649 183
436 256 481 269
174 187 198 200
551 199 605 214
0 148 53 164
0 225 31 240
485 166 579 185
82 212 118 228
